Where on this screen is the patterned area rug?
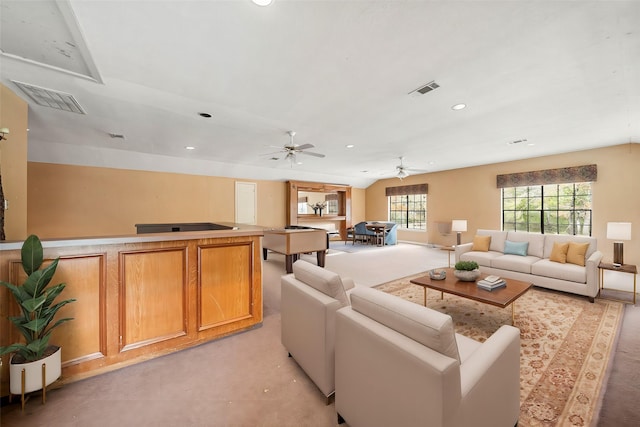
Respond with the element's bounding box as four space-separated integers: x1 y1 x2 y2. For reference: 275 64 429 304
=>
374 273 624 427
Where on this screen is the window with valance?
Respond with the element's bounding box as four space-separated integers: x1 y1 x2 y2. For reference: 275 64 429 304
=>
386 184 428 230
498 165 596 236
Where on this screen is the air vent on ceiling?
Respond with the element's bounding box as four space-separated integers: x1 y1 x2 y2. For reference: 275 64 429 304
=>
410 80 440 95
12 80 86 114
108 133 125 140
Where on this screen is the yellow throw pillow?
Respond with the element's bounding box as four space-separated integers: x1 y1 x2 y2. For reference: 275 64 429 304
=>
549 242 569 263
471 235 491 252
566 242 590 266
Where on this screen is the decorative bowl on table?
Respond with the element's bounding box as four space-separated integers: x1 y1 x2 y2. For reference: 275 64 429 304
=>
454 269 481 282
429 269 447 280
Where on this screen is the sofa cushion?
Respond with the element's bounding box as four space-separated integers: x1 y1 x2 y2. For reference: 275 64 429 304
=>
549 242 569 263
471 235 491 252
491 254 540 274
460 250 503 267
506 232 545 258
567 242 590 266
293 260 350 307
504 240 529 256
543 234 597 260
349 287 461 363
477 229 508 252
531 259 587 283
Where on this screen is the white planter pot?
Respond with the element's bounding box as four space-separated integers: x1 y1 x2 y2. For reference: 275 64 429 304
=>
9 346 62 395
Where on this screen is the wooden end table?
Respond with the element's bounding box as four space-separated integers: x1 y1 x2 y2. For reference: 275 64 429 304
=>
410 268 532 324
598 262 637 305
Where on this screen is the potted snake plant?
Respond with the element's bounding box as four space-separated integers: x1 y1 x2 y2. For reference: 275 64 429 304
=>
0 234 75 403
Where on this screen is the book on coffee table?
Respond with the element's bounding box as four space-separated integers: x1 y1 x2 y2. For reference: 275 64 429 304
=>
477 278 506 291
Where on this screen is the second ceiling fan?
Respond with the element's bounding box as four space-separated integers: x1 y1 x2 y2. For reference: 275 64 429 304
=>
394 156 426 179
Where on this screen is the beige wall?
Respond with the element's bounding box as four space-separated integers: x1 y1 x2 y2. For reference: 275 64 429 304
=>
366 143 640 267
351 187 366 224
27 163 286 238
0 83 28 240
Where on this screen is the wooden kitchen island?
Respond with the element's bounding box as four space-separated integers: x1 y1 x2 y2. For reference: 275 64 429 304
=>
0 224 263 397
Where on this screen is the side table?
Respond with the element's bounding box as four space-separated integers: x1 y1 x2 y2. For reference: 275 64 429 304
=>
440 246 455 267
598 262 637 304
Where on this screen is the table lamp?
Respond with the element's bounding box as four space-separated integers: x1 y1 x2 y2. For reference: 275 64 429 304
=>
451 220 467 246
606 222 632 266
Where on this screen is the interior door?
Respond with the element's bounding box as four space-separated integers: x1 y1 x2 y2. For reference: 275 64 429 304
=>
235 181 257 225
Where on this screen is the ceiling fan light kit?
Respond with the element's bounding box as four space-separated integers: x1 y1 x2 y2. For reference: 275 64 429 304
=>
397 169 409 179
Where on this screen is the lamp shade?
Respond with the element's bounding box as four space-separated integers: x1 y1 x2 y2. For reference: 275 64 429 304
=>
606 222 632 241
451 220 467 232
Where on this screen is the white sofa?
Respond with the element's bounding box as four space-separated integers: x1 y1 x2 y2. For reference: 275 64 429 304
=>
455 229 603 302
280 260 356 404
335 287 521 427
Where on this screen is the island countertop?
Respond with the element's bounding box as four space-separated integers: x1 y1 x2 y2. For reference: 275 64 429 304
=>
0 222 265 250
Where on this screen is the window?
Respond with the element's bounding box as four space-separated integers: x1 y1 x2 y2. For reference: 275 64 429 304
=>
388 193 427 230
502 183 592 235
297 197 308 214
386 183 428 231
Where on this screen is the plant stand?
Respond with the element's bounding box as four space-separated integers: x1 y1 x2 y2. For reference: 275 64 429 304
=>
8 346 62 411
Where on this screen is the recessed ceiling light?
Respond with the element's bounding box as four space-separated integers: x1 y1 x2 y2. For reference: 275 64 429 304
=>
198 112 212 118
346 144 355 149
451 103 466 110
185 146 196 150
252 0 273 6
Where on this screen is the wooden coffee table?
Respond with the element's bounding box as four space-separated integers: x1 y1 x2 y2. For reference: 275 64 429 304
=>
410 268 532 324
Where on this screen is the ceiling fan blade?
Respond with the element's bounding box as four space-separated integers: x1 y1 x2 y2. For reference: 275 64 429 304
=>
295 143 315 151
300 151 326 158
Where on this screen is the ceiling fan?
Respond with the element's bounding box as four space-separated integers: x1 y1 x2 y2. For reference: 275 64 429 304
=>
394 156 426 179
264 131 325 165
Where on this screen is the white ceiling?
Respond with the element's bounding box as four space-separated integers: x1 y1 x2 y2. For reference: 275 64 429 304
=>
1 0 639 188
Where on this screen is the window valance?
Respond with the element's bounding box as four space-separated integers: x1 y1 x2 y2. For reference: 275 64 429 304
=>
385 183 428 196
496 164 597 188
298 197 308 203
324 193 338 201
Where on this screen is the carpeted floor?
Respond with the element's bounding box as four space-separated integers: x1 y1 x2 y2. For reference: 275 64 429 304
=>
327 240 388 253
375 273 624 427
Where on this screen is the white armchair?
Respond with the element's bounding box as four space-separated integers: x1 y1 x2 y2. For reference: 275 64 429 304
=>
281 260 355 404
335 287 521 427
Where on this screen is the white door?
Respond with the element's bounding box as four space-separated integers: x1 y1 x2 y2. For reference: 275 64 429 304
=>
235 181 257 225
